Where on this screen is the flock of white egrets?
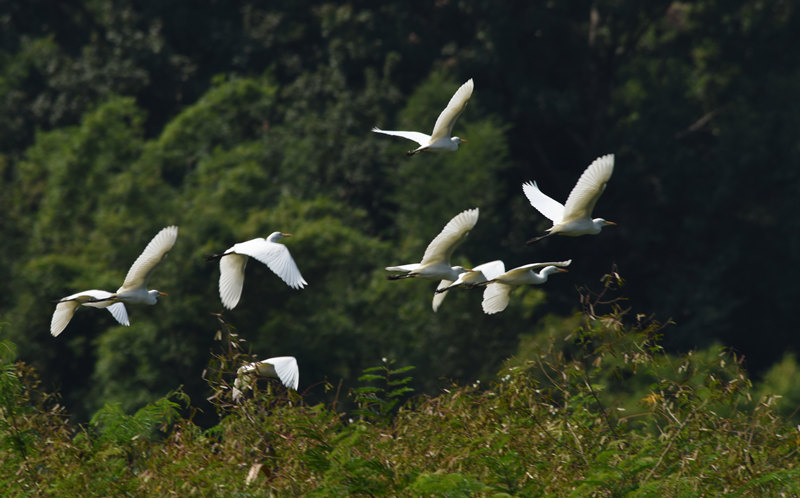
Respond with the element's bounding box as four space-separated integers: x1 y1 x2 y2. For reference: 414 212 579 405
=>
378 78 615 313
49 78 615 396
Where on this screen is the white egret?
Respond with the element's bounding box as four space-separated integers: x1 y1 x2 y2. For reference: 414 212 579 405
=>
480 260 572 315
432 260 505 312
523 154 615 244
206 232 307 310
50 225 179 336
232 356 299 401
373 78 474 155
386 208 479 310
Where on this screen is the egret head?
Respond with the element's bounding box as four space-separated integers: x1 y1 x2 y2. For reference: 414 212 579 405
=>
267 231 292 242
452 137 468 144
147 290 167 304
594 218 616 229
452 265 472 275
542 266 569 278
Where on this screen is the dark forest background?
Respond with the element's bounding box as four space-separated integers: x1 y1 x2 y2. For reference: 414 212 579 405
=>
1 0 799 425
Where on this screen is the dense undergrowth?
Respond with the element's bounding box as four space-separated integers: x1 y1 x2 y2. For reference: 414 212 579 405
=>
2 275 799 496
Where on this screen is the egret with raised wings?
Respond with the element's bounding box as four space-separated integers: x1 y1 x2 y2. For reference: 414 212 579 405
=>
524 154 615 244
50 225 179 336
481 260 572 314
432 259 505 312
233 356 299 401
386 208 479 310
373 78 474 155
207 232 306 310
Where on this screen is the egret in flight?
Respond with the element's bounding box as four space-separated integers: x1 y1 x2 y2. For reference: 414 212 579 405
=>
50 225 179 336
386 208 479 310
373 78 474 155
206 232 306 310
524 154 615 244
480 260 572 314
233 356 299 400
432 260 505 312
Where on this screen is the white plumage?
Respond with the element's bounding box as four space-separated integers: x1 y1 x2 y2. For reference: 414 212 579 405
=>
373 78 474 155
232 356 299 401
50 225 178 336
210 232 306 310
386 208 479 304
524 154 616 243
432 260 506 312
481 260 572 314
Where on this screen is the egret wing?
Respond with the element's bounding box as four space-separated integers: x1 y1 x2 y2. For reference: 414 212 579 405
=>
420 208 479 265
562 154 614 222
446 260 506 290
471 260 506 282
267 356 299 390
502 260 572 278
522 181 565 223
372 127 431 146
236 238 307 290
121 225 179 290
385 263 421 272
106 302 130 326
482 283 513 315
51 300 81 337
51 289 116 336
430 78 474 142
432 279 453 312
218 252 249 309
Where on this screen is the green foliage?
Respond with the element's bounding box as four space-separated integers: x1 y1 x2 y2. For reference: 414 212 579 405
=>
89 390 189 450
3 279 800 495
0 341 33 460
755 352 800 421
352 359 415 423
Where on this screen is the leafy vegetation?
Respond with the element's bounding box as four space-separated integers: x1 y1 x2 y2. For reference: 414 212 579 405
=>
2 278 799 495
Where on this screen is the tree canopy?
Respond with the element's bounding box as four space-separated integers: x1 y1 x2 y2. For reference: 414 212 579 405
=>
1 0 799 423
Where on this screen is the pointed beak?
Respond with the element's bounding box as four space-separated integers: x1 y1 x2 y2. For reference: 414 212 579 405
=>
459 138 468 143
604 221 617 226
159 292 168 296
281 233 293 237
557 268 569 273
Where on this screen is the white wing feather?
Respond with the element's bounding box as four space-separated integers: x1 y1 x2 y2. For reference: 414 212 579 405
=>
501 260 572 279
51 300 81 337
218 252 249 309
385 263 421 272
522 181 565 223
106 302 130 326
267 356 300 391
237 356 299 394
432 280 452 312
471 260 506 282
420 208 479 265
372 127 431 146
429 78 474 142
562 154 614 222
482 283 513 315
120 225 179 290
51 289 122 336
234 238 307 290
444 260 506 291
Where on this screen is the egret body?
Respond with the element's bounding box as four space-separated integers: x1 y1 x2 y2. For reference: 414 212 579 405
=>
373 78 474 155
524 154 615 243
